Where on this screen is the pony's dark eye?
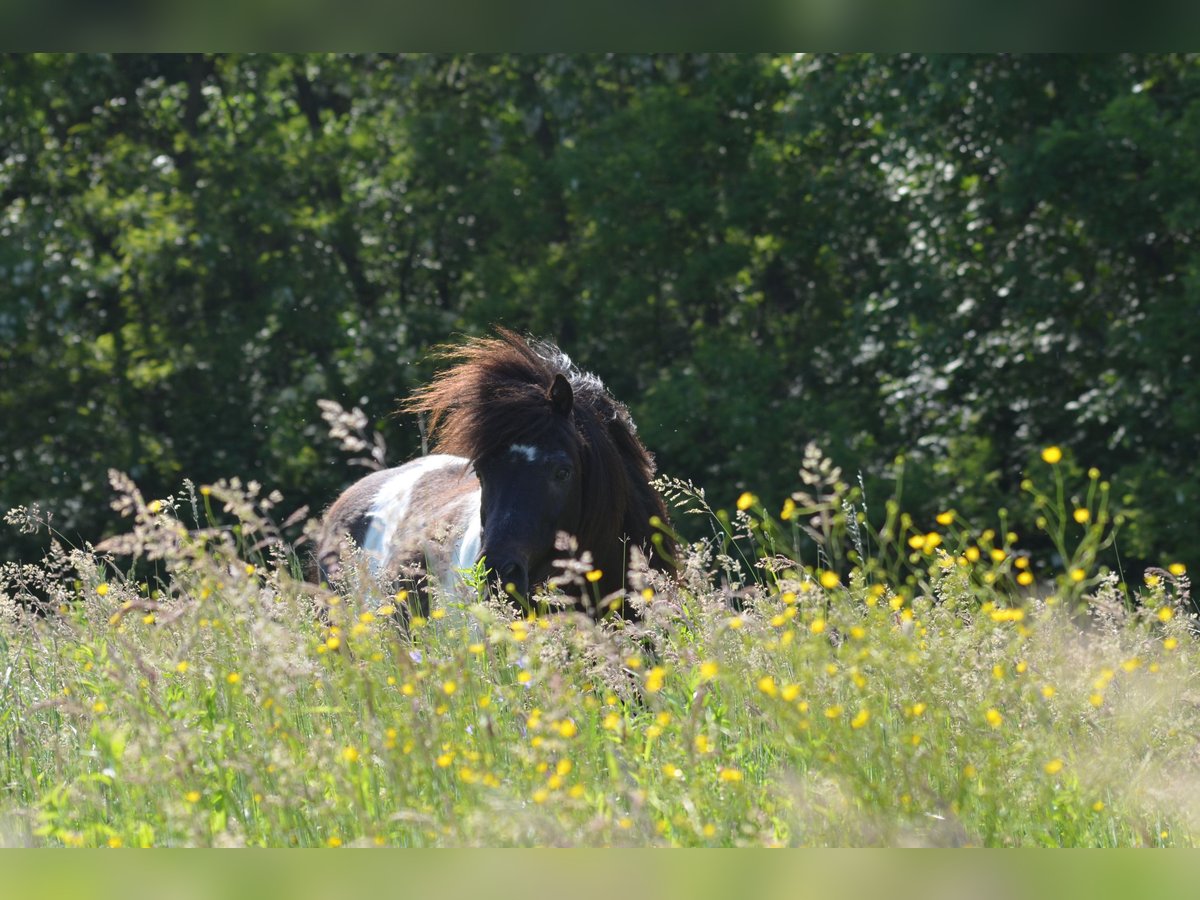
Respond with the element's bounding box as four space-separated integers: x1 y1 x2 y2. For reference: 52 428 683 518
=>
553 465 572 483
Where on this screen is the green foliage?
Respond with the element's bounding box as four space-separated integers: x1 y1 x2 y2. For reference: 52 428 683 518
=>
2 54 1199 572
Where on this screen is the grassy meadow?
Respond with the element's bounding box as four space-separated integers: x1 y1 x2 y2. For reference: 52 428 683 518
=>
0 447 1196 848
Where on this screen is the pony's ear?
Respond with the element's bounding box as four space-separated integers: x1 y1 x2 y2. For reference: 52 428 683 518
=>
548 373 573 417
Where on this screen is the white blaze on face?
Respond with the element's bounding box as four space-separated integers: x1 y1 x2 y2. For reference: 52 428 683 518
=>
508 443 541 463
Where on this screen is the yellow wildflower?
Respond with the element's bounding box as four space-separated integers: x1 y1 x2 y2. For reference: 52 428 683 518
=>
1044 758 1064 775
736 492 756 511
645 667 666 693
985 708 1003 728
1041 446 1063 464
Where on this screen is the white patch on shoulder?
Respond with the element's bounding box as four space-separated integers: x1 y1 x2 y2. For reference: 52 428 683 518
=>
508 443 540 462
449 490 483 593
361 454 466 574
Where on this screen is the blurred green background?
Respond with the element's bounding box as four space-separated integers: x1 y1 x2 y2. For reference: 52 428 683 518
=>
2 54 1197 568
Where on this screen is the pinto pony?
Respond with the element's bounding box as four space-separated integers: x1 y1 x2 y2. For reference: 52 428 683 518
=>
315 330 673 617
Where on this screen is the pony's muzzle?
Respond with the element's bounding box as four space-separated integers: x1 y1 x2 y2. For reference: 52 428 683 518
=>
492 559 529 605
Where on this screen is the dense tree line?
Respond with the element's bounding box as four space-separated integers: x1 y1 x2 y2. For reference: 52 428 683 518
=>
2 54 1197 568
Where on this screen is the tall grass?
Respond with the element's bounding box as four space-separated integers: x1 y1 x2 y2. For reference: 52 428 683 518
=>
0 449 1194 847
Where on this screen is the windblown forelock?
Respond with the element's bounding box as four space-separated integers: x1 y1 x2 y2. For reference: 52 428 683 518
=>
403 330 574 464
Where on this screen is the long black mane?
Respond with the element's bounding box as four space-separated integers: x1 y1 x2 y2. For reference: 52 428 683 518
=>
404 329 673 582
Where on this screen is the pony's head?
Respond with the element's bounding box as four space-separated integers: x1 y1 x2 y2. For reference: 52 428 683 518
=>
470 373 581 600
404 329 670 608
